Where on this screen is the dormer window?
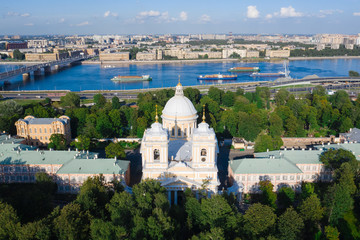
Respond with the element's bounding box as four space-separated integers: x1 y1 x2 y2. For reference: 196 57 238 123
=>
154 149 160 161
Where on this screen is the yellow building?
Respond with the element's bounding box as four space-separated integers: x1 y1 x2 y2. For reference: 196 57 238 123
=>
265 49 290 58
15 116 71 146
99 52 130 61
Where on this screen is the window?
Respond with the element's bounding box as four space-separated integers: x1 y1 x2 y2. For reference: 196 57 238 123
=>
49 128 52 133
201 148 207 156
29 128 32 133
40 137 42 140
45 136 47 140
21 128 24 134
34 128 37 133
154 149 160 161
178 128 181 136
23 167 27 172
57 128 60 133
171 128 174 136
306 166 310 171
290 175 295 180
242 176 246 181
39 128 42 133
44 128 47 133
276 176 280 181
184 128 187 137
297 175 301 180
201 158 206 162
312 166 317 171
15 167 21 172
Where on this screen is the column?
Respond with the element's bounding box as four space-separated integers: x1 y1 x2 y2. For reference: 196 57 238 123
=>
174 190 178 205
168 191 171 206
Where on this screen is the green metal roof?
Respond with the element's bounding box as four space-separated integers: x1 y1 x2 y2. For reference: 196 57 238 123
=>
57 159 129 175
0 150 77 165
230 158 302 174
255 150 323 164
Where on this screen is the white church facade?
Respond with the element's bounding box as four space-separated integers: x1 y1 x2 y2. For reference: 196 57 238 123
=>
140 82 219 204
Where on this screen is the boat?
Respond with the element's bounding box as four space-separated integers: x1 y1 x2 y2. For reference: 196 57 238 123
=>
197 74 237 81
251 62 290 78
111 75 152 82
250 72 286 77
228 67 260 72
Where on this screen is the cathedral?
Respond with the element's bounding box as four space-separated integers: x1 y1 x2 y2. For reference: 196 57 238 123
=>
140 82 219 204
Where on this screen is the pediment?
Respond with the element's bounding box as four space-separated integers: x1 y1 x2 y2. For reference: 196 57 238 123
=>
161 176 202 187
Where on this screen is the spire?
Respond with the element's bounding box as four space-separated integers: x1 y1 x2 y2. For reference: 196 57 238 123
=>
202 104 206 123
175 75 184 96
177 75 182 86
155 105 159 123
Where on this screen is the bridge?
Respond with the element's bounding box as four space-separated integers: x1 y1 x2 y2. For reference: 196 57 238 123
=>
0 55 92 81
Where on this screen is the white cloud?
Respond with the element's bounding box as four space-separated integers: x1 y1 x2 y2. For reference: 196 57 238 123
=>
7 11 30 17
318 9 343 18
278 6 303 17
24 23 34 26
59 18 65 23
104 10 118 18
354 12 360 16
265 14 273 19
199 14 211 23
247 6 259 19
179 11 188 21
76 21 89 26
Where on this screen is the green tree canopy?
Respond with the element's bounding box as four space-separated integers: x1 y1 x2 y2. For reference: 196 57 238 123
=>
94 94 107 108
243 203 277 238
277 207 304 240
105 142 126 159
320 148 357 170
60 92 80 108
48 134 67 150
0 201 20 240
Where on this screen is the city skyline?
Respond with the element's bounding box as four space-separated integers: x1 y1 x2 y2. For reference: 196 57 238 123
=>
1 0 360 35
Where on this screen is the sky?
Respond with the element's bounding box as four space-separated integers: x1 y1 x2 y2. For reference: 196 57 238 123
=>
1 0 360 35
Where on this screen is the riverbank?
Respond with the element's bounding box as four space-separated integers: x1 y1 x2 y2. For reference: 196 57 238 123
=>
0 61 45 65
289 56 360 61
82 58 239 65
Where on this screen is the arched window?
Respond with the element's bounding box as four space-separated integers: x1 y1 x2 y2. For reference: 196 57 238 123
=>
184 128 187 137
201 148 207 156
178 128 181 136
154 149 160 161
171 128 175 136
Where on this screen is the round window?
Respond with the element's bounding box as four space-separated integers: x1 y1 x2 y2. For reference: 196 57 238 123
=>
201 158 206 162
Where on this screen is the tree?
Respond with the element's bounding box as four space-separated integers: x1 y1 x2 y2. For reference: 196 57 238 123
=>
76 175 110 219
324 226 340 240
94 94 107 108
111 97 121 109
184 88 201 104
90 219 126 240
13 49 25 60
0 202 20 240
300 182 315 200
277 207 304 240
339 117 353 133
298 194 324 223
208 87 224 105
71 135 91 150
243 203 277 238
105 142 126 159
275 89 289 106
96 112 114 138
349 70 360 77
277 186 295 210
18 219 51 240
35 172 57 194
320 148 357 170
269 113 283 137
48 134 67 150
54 203 91 240
107 191 135 230
0 100 23 117
222 91 235 107
60 92 80 108
259 180 277 209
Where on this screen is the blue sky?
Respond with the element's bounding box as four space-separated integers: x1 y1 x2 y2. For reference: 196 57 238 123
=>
1 0 360 35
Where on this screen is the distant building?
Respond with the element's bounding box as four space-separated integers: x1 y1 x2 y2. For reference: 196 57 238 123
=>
331 44 340 49
99 52 130 61
5 42 27 50
222 49 247 58
345 44 354 50
136 52 156 61
265 49 290 58
25 52 68 61
246 51 260 58
15 116 71 146
27 40 48 48
339 128 360 143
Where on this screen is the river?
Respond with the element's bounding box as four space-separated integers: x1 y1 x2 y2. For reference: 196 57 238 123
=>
0 59 360 91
